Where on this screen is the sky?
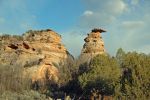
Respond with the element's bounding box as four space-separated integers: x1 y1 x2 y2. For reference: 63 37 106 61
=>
0 0 150 57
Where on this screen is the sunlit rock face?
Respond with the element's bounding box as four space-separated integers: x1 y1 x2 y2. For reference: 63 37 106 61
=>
0 29 74 85
22 29 71 65
79 28 106 64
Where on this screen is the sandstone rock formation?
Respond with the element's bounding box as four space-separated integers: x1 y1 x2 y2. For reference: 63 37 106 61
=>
0 29 74 88
79 28 106 64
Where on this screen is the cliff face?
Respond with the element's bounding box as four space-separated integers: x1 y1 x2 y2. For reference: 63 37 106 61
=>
0 29 74 85
79 28 106 64
0 28 106 88
22 29 70 64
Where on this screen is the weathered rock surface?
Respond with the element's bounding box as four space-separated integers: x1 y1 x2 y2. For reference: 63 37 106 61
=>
79 28 106 64
0 29 74 86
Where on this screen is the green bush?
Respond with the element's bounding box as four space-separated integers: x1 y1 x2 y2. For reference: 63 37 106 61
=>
78 54 121 96
116 50 150 99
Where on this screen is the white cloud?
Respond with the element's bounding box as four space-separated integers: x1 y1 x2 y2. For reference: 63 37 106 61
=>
80 12 116 29
83 10 93 16
82 0 127 14
106 0 127 14
80 0 127 28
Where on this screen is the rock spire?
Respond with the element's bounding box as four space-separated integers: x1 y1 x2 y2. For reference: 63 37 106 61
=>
79 28 106 63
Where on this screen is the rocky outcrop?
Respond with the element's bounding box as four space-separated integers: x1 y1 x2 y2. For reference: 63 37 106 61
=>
31 63 59 87
0 29 74 87
79 28 106 64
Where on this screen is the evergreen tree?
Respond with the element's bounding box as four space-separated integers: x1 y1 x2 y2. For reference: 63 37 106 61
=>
117 52 150 99
116 48 126 66
78 54 121 97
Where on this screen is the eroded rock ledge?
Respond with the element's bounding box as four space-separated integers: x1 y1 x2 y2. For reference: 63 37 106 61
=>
0 29 74 87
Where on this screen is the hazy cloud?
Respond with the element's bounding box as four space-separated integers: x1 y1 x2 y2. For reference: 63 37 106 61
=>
131 0 139 5
137 45 150 54
116 18 149 54
105 0 127 14
62 30 86 57
0 17 5 24
122 21 145 30
80 0 127 28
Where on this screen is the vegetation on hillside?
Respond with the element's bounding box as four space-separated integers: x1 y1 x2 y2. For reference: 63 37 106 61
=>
78 54 121 98
0 45 150 99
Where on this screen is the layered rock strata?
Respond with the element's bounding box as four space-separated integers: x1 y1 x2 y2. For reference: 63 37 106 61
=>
0 29 74 86
79 28 106 64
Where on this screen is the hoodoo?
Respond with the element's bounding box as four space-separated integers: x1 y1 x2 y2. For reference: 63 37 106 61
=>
79 28 106 63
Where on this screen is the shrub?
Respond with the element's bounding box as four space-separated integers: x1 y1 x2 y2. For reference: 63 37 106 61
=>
78 54 121 97
116 50 150 99
0 90 51 100
0 63 31 94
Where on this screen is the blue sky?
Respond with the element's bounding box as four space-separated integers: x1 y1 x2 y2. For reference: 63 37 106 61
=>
0 0 150 56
